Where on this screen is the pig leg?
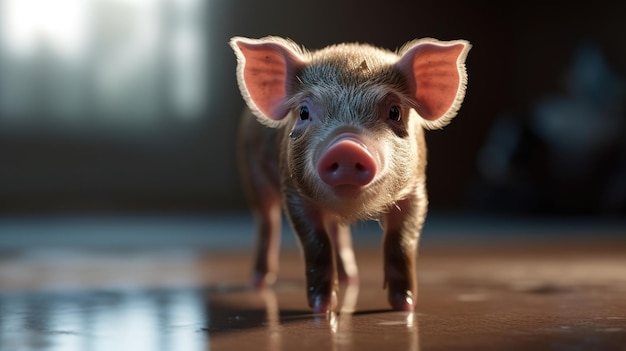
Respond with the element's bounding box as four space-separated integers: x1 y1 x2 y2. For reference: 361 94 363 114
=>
241 165 282 288
238 114 283 289
383 193 427 311
251 194 282 288
285 190 338 313
326 219 359 285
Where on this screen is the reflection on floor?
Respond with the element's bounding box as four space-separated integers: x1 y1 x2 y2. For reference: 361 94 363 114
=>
0 215 625 350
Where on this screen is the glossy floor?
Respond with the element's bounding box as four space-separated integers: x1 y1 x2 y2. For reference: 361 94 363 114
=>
0 215 625 350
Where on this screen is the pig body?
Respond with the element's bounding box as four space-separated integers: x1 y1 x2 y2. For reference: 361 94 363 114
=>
231 36 470 312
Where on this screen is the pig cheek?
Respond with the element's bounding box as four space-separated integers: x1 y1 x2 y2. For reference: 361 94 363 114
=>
285 136 319 196
389 137 420 196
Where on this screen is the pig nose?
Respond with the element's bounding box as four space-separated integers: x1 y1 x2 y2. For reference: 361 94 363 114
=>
317 139 377 188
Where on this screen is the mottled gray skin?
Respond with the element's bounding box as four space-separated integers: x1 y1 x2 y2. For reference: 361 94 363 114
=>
232 36 470 312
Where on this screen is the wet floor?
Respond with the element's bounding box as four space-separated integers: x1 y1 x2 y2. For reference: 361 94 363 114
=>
0 215 625 350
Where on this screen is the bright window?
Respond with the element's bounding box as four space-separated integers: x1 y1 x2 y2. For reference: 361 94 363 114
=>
0 0 206 127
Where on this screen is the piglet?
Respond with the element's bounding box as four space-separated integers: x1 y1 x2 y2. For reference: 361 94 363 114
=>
231 36 470 312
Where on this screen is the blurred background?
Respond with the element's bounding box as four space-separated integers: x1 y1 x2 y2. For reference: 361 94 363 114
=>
1 3 625 349
1 0 625 217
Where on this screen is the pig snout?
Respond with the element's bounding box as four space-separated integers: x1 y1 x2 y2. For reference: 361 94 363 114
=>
316 134 377 189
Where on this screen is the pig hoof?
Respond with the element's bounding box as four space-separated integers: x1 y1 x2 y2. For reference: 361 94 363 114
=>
310 291 338 313
253 271 276 289
388 290 415 311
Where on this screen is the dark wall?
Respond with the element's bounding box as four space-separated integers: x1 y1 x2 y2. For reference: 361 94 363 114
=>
2 0 625 215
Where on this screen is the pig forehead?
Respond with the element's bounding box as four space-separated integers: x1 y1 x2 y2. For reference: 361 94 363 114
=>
296 64 406 105
300 60 401 85
300 45 402 84
295 67 405 110
310 43 399 66
298 83 385 103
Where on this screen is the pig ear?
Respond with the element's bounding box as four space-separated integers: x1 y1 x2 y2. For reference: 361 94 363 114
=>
396 39 471 129
230 36 306 126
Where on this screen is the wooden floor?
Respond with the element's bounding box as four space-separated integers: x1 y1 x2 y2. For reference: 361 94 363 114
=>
0 215 625 350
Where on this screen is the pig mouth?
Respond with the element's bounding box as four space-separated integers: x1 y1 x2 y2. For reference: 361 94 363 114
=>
330 184 365 197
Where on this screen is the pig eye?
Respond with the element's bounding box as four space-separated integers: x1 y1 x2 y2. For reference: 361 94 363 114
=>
389 106 401 121
299 106 310 120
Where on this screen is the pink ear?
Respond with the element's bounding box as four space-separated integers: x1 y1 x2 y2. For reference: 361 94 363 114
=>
397 39 470 128
231 37 305 122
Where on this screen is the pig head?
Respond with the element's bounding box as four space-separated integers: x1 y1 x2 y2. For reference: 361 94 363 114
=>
231 36 470 312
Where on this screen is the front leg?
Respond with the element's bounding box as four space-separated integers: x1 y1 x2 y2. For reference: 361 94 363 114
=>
284 189 338 313
383 190 427 311
326 218 358 285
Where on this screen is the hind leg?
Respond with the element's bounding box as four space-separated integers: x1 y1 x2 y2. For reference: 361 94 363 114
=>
238 111 283 288
251 193 282 288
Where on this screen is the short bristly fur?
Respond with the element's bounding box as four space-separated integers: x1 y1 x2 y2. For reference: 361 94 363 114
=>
231 36 471 313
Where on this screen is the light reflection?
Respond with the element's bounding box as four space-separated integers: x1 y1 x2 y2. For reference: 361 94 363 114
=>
331 284 359 350
407 312 419 351
406 311 415 329
49 297 82 351
201 282 420 351
0 289 207 351
260 288 282 351
329 311 338 335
